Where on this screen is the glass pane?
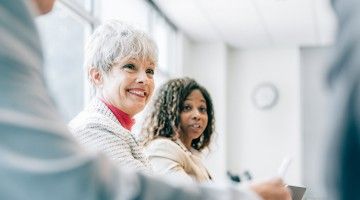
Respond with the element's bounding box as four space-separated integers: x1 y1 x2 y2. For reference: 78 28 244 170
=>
152 14 169 73
100 0 150 32
36 3 90 121
150 11 179 76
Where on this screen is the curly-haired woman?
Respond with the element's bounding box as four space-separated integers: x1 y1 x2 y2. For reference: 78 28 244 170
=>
143 77 214 183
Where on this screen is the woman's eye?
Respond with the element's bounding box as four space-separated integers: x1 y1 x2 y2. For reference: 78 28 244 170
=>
123 64 135 70
146 68 154 75
183 105 191 111
199 107 207 113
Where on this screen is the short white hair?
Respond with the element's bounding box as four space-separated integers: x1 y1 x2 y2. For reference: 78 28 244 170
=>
84 20 158 95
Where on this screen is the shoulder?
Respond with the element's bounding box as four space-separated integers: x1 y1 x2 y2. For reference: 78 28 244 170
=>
147 137 176 146
69 109 110 132
146 137 181 149
68 109 129 141
145 138 187 161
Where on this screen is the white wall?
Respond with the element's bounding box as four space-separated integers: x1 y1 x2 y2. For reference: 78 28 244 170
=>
177 38 335 199
178 34 335 197
179 38 311 186
180 37 228 181
227 47 302 185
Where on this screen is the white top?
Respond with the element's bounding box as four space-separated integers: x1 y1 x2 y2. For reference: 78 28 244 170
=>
146 137 211 184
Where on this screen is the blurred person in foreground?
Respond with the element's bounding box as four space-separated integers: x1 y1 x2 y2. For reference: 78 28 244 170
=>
327 0 360 199
0 0 290 200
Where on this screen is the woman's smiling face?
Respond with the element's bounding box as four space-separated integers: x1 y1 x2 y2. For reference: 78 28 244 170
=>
100 57 155 117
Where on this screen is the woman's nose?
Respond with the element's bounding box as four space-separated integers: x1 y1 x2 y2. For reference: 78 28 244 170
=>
136 71 149 84
192 110 201 120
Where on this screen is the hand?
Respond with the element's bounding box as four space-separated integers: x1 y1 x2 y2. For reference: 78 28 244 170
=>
250 178 291 200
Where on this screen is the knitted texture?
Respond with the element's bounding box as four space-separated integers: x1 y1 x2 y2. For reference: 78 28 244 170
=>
69 98 152 173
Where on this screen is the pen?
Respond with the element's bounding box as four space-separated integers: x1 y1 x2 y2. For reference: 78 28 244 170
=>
277 157 292 179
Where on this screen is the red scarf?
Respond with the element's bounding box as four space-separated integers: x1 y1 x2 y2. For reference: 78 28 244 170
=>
100 98 135 131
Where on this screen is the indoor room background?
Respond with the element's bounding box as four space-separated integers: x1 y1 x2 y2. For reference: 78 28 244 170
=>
36 0 336 199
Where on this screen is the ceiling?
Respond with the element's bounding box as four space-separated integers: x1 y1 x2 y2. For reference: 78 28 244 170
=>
152 0 337 48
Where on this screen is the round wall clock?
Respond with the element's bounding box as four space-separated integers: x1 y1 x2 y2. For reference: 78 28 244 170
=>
251 82 279 110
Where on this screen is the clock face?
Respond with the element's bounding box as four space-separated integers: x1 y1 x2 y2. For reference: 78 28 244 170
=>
252 83 279 110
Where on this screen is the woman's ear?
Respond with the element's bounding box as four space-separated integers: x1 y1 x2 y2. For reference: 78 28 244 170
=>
89 68 102 86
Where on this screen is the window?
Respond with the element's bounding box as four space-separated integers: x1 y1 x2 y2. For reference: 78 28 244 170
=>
36 0 97 121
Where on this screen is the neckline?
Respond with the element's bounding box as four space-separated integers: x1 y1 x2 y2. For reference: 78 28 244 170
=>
99 98 135 131
174 139 194 155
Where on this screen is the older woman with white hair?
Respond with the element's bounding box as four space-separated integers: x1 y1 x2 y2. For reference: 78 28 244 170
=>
69 20 157 173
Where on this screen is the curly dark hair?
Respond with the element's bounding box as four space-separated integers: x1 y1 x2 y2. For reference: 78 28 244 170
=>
143 77 215 151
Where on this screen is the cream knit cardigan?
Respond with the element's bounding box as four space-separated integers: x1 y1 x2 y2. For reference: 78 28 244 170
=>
69 98 152 173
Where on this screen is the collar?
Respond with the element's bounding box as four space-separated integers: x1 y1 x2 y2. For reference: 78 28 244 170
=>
174 138 194 154
99 98 135 131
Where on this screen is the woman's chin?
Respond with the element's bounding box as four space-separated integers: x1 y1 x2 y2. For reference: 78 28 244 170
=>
128 104 146 115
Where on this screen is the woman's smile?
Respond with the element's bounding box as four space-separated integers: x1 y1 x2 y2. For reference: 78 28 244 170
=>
127 88 147 98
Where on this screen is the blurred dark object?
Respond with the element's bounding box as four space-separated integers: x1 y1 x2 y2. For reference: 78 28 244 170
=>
227 170 253 183
243 170 252 181
227 171 241 183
